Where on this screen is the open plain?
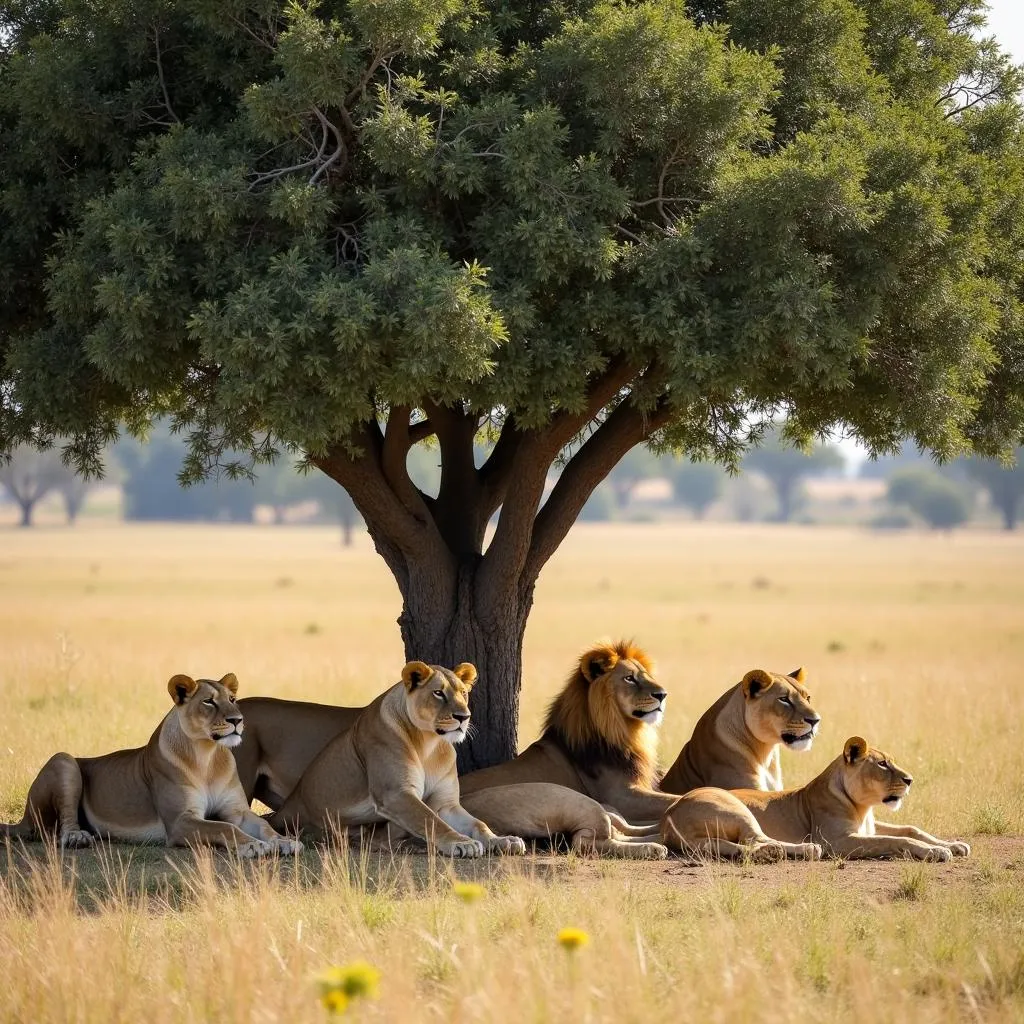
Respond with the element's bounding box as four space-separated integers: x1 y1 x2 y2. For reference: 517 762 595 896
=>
1 521 1023 1022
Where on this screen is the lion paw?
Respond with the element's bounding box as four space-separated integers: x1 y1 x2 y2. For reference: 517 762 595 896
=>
270 837 303 856
801 843 824 861
633 842 669 860
921 846 953 863
60 829 94 849
236 840 273 859
439 837 485 858
486 835 526 856
948 841 971 857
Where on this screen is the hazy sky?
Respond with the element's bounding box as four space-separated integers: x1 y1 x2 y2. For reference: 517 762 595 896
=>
986 0 1024 62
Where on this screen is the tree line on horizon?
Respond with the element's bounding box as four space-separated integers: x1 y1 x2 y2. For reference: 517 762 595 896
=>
5 425 1024 532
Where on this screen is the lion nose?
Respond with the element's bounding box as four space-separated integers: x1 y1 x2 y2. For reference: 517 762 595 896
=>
227 715 243 726
452 712 470 723
902 775 913 786
805 715 820 727
652 690 667 703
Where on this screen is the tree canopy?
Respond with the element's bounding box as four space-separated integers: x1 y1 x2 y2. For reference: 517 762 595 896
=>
4 0 1024 765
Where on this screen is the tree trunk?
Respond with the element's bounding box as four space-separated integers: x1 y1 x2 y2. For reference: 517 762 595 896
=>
18 500 33 527
776 475 798 522
396 558 534 773
997 495 1018 530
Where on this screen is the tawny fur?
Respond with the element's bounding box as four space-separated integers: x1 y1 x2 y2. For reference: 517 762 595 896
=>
459 640 678 822
661 736 971 862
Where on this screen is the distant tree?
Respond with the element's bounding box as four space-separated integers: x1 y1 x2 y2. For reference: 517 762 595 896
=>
607 448 661 510
0 445 64 526
669 461 725 519
886 468 972 530
337 489 361 547
55 468 94 524
744 428 845 522
116 430 257 522
964 452 1024 529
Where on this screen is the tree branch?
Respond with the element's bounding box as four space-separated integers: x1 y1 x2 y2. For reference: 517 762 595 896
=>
477 355 642 595
312 421 431 558
380 406 433 521
523 395 673 583
153 28 180 126
423 399 485 556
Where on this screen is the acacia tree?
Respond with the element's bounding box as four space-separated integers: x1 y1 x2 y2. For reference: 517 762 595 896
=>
4 1 1024 767
0 446 64 526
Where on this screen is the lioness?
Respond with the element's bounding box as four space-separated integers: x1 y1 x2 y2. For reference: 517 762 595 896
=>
1 673 300 857
269 661 527 858
660 668 820 794
232 697 362 808
459 641 679 821
661 736 971 862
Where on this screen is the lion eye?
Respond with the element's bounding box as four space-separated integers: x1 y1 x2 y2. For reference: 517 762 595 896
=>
778 696 793 706
624 674 637 685
203 698 216 707
878 760 889 769
432 689 445 700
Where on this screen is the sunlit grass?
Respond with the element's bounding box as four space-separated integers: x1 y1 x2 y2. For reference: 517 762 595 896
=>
1 521 1023 1020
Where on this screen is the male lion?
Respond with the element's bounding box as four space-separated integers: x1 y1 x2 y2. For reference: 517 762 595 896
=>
661 736 971 862
269 661 527 858
659 667 820 794
459 641 679 821
1 673 300 857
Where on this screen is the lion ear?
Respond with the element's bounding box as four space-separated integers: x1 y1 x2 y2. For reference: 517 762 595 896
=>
788 666 806 684
402 661 433 691
844 736 869 765
453 663 478 688
741 669 773 700
168 674 198 705
219 672 239 695
580 645 618 683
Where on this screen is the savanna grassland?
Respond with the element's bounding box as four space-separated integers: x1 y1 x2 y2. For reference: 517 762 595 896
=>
1 521 1023 1023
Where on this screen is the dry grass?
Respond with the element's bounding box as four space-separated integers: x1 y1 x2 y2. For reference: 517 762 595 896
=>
1 521 1023 1022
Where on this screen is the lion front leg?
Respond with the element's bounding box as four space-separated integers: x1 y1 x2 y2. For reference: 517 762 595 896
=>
824 832 952 862
222 798 303 856
376 788 484 858
435 804 526 856
167 813 273 857
872 821 970 857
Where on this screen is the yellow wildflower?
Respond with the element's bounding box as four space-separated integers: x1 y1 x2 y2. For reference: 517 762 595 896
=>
316 960 381 1014
452 880 486 904
320 989 349 1015
557 927 590 951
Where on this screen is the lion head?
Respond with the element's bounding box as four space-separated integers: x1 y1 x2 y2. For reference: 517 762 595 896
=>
167 672 243 747
740 667 820 752
401 661 477 745
542 641 666 784
840 736 914 811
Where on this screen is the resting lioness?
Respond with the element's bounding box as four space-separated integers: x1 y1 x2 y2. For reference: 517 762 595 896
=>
659 668 820 794
1 673 300 857
661 736 971 862
459 641 679 821
232 697 362 808
269 661 526 858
